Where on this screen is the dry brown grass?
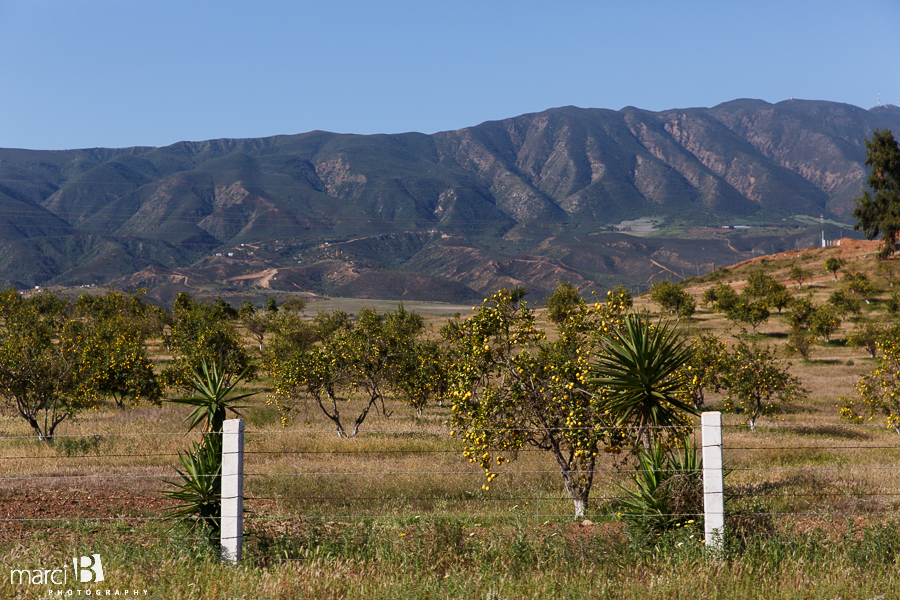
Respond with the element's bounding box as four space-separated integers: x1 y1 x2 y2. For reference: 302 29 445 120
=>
3 244 900 531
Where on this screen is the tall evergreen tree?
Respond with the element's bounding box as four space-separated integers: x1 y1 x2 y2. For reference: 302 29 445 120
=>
853 130 900 258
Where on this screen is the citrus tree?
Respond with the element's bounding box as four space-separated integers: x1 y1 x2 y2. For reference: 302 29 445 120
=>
789 264 812 289
72 317 161 408
545 281 584 324
828 290 861 319
840 325 900 433
388 339 448 416
242 310 270 352
843 271 875 304
722 341 807 431
0 291 94 441
846 322 885 359
702 283 739 313
678 332 728 409
262 311 318 361
650 281 695 319
824 257 845 281
162 293 255 391
809 304 842 342
741 271 791 312
726 299 770 334
444 286 632 518
743 272 787 305
73 291 162 408
787 295 815 330
270 306 433 436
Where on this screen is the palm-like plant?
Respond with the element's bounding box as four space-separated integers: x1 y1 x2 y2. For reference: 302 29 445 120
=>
618 435 704 540
164 440 222 532
168 360 254 435
590 314 696 451
164 360 254 534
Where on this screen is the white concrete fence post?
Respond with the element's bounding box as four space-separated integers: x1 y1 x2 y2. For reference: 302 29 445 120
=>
701 411 724 552
221 418 244 564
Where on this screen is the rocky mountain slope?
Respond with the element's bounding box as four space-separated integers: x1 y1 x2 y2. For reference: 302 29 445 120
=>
0 99 896 301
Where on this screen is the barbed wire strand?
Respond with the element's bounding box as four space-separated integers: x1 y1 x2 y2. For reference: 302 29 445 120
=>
3 421 897 442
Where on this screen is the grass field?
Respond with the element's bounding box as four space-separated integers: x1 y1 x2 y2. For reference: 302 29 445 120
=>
3 239 900 599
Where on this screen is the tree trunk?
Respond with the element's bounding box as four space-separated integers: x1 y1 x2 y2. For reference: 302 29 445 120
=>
553 449 595 519
560 471 588 518
638 424 652 452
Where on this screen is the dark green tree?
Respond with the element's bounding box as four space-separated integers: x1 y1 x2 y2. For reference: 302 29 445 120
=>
824 257 845 281
650 281 695 320
545 281 584 324
852 129 900 258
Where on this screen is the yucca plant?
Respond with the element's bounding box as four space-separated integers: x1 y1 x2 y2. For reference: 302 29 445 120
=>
163 359 254 534
618 435 704 541
167 359 254 435
165 440 221 532
590 314 697 451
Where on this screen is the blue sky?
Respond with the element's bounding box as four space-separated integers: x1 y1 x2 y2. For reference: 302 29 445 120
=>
1 0 898 150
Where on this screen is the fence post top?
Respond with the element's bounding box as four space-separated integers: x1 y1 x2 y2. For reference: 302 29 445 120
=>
701 412 722 426
223 418 245 433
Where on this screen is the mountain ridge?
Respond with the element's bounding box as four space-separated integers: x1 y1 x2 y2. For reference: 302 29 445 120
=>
1 99 897 302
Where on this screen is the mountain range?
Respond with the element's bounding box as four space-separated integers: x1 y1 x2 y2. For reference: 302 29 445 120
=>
1 98 898 303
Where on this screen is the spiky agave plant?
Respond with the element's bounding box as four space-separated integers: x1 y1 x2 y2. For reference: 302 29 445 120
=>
165 440 222 532
168 359 254 435
590 314 697 451
617 435 704 540
163 359 254 534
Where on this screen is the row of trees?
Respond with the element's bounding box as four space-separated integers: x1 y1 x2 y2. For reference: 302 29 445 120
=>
0 282 807 516
0 289 165 440
652 265 883 353
0 288 269 440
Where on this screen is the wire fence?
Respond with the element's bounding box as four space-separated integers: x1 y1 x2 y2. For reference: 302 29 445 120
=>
2 420 900 528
